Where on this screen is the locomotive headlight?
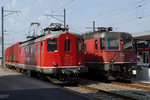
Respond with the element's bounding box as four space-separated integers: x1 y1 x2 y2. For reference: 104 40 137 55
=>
54 63 58 66
110 59 115 64
78 62 81 65
66 37 69 39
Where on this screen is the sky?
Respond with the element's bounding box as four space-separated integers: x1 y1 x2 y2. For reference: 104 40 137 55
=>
0 0 150 55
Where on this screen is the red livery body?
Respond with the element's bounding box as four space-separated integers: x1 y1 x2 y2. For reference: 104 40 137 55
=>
5 48 10 61
5 31 87 83
5 42 21 63
18 32 85 72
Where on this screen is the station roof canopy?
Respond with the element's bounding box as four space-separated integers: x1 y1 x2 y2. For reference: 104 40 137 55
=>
134 35 150 41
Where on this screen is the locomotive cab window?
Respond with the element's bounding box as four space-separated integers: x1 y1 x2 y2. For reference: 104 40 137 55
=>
47 40 58 52
107 38 119 50
123 38 132 50
100 38 106 50
77 40 83 52
65 40 70 52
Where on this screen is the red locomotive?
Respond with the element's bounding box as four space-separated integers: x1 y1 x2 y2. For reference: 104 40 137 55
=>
83 27 136 80
5 24 87 83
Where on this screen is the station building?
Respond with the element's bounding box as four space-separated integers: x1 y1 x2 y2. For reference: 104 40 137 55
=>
134 35 150 80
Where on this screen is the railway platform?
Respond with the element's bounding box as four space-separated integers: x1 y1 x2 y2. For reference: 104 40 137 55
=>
0 67 89 100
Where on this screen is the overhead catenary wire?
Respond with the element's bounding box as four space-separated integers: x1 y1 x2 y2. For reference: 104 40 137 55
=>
69 27 83 34
71 0 150 34
53 0 75 13
71 0 150 30
41 0 75 30
111 13 150 29
71 0 145 27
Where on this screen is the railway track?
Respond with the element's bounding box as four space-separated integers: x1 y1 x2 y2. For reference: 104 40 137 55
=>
29 75 136 100
8 68 150 100
131 81 150 87
112 81 150 91
77 84 136 100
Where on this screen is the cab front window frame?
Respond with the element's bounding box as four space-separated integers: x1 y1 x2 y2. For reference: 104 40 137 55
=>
100 38 120 51
47 39 58 52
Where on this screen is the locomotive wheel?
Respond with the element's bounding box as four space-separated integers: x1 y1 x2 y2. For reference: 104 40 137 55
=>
23 70 31 77
16 68 22 73
16 68 20 72
37 72 47 81
58 74 64 81
64 73 79 84
30 71 38 78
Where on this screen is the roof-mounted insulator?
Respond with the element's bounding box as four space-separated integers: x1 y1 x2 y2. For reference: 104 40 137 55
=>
44 23 69 33
97 27 113 32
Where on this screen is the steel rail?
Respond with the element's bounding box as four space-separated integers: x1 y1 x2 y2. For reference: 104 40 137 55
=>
77 84 136 100
131 81 150 87
112 82 150 91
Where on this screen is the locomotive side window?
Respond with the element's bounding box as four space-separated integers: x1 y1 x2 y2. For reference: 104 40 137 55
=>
100 38 106 50
77 40 83 52
36 45 40 53
21 48 23 55
29 46 33 54
31 46 33 54
123 38 132 50
107 38 119 50
95 40 98 50
47 40 58 52
65 40 70 52
25 47 28 54
84 43 87 52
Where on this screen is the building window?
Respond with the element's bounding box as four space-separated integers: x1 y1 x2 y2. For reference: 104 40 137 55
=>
95 40 98 50
65 40 70 52
77 40 83 52
36 45 40 53
47 40 58 52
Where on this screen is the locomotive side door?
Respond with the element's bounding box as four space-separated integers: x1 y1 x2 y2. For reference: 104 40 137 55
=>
59 33 76 66
94 39 99 62
35 43 40 66
40 42 44 67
